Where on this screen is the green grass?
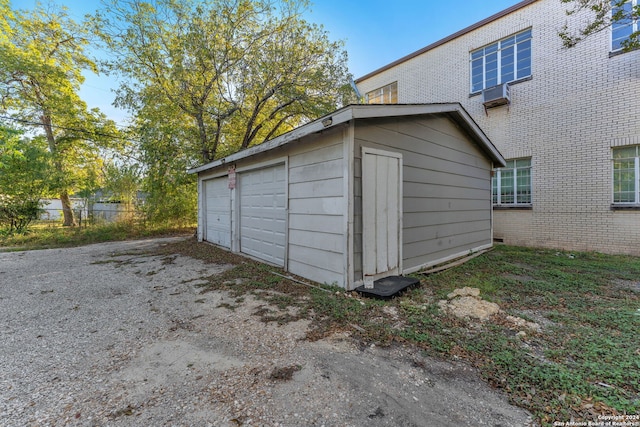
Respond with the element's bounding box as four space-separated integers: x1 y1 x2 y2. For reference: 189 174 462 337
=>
0 221 195 250
6 230 637 426
403 246 640 425
161 241 640 426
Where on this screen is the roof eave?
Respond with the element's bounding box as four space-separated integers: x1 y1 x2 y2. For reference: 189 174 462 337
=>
187 105 356 174
446 106 506 167
187 103 506 174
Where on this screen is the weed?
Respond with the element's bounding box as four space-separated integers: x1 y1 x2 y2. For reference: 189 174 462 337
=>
413 246 640 425
114 239 640 426
217 302 237 311
0 222 194 250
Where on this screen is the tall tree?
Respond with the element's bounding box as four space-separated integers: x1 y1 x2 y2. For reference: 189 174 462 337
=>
94 0 355 162
560 0 640 50
134 90 199 224
0 3 118 226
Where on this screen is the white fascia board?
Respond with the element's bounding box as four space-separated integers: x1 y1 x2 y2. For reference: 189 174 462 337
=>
187 107 355 175
448 105 507 167
187 103 506 174
350 103 506 167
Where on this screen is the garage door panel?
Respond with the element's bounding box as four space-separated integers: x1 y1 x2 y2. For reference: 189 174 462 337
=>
204 178 231 248
240 164 286 266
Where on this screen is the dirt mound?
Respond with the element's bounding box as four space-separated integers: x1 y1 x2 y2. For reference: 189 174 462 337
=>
438 287 541 333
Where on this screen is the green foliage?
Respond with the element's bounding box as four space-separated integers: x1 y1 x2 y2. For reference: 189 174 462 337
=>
0 126 53 233
84 0 356 224
560 0 640 50
0 3 121 226
94 0 355 162
0 123 22 168
416 246 640 425
0 220 194 249
141 176 197 226
102 161 141 205
139 135 198 225
131 103 199 225
0 196 42 234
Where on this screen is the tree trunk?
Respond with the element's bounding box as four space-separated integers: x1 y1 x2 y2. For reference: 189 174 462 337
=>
41 113 76 227
59 191 77 227
195 113 212 162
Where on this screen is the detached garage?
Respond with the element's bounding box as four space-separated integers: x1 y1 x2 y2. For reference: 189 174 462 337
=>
189 104 505 290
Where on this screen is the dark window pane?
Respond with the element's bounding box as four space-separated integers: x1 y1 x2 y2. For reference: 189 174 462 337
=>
516 29 532 43
471 58 483 90
500 169 514 204
614 146 637 159
501 36 515 48
516 168 532 204
613 154 637 203
485 42 499 54
471 29 533 93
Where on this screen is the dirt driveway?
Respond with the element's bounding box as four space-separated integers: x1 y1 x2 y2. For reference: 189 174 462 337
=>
0 237 535 426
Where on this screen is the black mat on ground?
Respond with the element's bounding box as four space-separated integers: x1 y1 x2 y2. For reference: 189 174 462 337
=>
355 276 420 298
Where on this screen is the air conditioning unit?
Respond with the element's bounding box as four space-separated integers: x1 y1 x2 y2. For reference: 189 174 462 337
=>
482 83 510 108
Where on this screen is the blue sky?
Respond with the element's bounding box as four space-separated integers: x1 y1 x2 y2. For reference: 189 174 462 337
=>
306 1 522 78
10 0 523 125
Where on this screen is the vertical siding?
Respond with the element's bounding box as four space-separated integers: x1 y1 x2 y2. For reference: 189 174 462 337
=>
197 177 204 241
203 177 231 248
197 170 228 242
354 115 492 279
356 0 640 256
287 131 346 287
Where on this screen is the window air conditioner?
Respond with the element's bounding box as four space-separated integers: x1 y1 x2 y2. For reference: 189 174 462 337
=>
482 83 510 108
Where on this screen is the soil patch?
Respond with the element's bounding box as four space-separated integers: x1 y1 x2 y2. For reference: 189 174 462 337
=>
0 237 536 426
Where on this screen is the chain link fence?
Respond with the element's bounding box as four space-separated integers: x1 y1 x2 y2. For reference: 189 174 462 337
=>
37 204 145 228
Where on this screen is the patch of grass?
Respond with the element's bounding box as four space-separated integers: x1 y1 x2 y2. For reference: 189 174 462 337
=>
0 221 195 250
217 302 237 311
413 246 640 425
150 240 640 426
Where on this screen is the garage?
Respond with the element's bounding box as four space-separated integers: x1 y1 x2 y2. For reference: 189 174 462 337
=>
191 104 505 289
239 164 287 266
204 177 231 248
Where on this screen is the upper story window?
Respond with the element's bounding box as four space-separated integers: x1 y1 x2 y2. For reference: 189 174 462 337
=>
613 146 640 204
365 81 397 104
492 158 532 206
470 29 532 93
612 0 639 51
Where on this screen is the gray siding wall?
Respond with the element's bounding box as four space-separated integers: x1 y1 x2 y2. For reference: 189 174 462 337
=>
353 114 492 280
356 0 640 256
287 130 347 287
196 130 347 287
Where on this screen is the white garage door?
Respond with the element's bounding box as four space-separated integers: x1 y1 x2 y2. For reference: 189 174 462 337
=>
204 177 231 248
239 164 286 266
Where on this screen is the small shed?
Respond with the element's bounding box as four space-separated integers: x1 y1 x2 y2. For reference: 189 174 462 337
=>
189 104 505 290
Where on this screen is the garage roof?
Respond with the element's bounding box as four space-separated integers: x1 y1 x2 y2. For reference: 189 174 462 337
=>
188 103 506 174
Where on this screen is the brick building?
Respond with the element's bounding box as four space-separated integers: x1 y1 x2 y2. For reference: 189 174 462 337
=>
354 0 640 255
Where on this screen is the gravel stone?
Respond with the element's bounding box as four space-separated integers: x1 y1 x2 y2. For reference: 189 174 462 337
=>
0 237 536 426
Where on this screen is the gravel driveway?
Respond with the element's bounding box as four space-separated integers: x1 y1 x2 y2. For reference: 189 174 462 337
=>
0 237 535 426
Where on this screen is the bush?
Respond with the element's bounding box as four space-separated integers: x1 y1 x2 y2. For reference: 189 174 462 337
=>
0 196 42 234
